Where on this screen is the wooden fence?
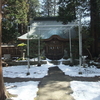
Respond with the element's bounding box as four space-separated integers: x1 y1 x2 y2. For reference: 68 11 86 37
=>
1 44 21 58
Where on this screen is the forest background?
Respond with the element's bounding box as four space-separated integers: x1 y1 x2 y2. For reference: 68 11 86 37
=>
0 0 100 99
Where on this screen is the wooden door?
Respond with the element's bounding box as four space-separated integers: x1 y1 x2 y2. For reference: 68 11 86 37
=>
45 38 64 60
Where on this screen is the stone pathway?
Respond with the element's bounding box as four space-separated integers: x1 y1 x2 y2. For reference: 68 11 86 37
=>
34 66 75 100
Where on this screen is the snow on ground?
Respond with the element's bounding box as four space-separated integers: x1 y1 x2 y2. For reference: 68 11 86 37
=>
70 81 100 100
58 64 100 77
3 58 100 100
3 59 55 78
5 81 39 100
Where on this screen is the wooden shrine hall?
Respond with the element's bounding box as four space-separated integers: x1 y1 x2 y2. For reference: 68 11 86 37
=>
18 17 78 60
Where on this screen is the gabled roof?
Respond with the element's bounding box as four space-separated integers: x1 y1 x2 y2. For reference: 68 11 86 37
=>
44 35 68 41
18 17 78 40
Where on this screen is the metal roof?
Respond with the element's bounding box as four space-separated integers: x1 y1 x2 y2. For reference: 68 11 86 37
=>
18 19 78 40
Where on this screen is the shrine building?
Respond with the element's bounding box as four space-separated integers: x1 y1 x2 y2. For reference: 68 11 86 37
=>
18 17 78 60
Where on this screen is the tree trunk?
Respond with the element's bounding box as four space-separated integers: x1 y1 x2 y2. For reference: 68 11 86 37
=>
18 24 23 35
90 0 100 57
0 1 6 99
18 23 27 35
0 67 5 100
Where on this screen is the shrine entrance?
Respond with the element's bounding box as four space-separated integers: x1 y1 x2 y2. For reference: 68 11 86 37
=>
44 35 67 60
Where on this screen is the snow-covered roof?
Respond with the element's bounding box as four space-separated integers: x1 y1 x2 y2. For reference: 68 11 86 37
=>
18 18 78 40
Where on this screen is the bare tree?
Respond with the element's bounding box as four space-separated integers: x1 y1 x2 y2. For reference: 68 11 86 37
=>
0 0 6 99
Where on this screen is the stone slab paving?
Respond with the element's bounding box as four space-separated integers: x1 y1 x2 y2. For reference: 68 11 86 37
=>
34 66 75 100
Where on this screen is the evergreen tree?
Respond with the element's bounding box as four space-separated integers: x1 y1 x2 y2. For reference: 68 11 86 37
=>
57 0 100 57
2 0 29 25
2 23 20 43
57 0 76 24
28 0 39 20
41 0 58 17
2 0 29 43
2 0 40 43
90 0 100 56
57 0 88 24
